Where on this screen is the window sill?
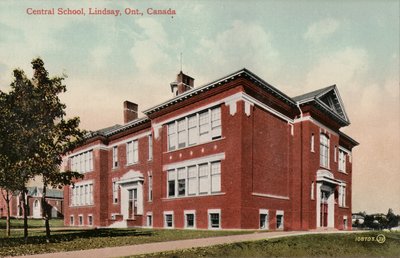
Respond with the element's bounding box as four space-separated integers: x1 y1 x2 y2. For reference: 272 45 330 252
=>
126 162 139 167
165 137 225 154
319 165 330 170
339 206 349 209
162 192 225 201
338 170 348 174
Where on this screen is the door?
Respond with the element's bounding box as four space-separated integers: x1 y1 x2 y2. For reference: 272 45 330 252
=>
128 189 137 219
320 192 328 227
33 199 41 218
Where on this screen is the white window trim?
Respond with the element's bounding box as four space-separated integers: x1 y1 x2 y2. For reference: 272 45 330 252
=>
164 153 225 171
112 146 118 169
146 212 153 228
311 133 315 152
148 135 153 161
208 209 221 230
112 178 119 204
184 210 196 229
163 211 174 229
259 209 269 230
148 172 153 202
276 210 284 230
78 214 84 226
87 214 93 226
70 215 74 226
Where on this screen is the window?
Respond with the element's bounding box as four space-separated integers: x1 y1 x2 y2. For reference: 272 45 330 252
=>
127 140 138 164
164 212 174 228
208 209 221 229
320 134 329 168
276 211 284 230
211 107 221 139
177 119 187 148
167 107 221 151
211 162 221 193
185 211 196 229
168 123 176 151
311 181 315 200
148 174 153 201
167 170 176 197
311 133 315 152
79 215 83 226
338 184 346 207
70 182 93 207
88 215 93 226
112 146 118 168
339 149 346 172
112 180 119 204
177 168 186 196
148 135 153 160
334 146 337 162
147 213 153 227
187 166 197 195
167 161 221 198
70 150 93 173
188 115 198 146
260 209 269 229
198 164 209 194
70 216 74 226
343 216 348 230
199 111 210 142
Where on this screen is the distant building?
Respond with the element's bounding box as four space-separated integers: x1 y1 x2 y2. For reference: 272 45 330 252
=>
63 68 358 230
0 187 63 219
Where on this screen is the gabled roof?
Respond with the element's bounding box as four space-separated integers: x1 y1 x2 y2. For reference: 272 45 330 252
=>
143 68 297 116
86 117 150 140
293 85 350 125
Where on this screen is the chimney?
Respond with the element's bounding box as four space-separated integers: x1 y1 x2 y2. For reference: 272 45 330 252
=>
123 101 138 124
170 71 194 97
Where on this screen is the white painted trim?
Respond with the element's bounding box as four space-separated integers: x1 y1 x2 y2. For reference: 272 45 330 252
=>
242 93 294 123
67 146 100 159
252 192 290 200
208 209 222 230
74 180 93 187
163 211 174 229
184 210 197 229
276 210 284 230
87 214 93 226
163 153 225 171
259 209 269 230
161 192 226 201
339 146 351 154
78 214 84 226
109 130 151 148
294 116 339 137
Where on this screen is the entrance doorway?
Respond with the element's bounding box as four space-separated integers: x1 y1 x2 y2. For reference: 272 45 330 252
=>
320 191 328 227
128 189 137 219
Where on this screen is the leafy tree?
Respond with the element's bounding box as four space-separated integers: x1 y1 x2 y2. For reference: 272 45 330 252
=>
0 58 84 242
387 208 399 230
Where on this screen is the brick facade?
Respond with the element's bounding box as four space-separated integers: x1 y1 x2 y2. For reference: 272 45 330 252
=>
63 69 358 230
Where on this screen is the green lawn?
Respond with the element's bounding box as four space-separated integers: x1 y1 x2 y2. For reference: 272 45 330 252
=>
135 231 400 257
0 227 254 257
0 218 64 229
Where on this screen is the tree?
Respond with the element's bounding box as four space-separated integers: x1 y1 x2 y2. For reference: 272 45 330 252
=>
0 58 84 242
387 208 399 230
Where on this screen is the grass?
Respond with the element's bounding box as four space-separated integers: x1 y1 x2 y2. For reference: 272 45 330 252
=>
0 227 254 257
135 231 400 257
0 218 64 229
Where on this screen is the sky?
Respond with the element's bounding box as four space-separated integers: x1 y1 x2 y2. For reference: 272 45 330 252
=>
0 0 399 214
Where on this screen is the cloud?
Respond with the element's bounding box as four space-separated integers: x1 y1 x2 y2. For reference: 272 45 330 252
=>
195 20 280 81
89 46 113 69
303 18 340 43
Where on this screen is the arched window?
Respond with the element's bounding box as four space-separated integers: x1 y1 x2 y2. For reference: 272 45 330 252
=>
34 200 39 207
320 134 329 168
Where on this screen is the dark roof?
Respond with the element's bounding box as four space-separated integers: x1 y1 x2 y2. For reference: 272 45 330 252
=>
144 68 297 116
293 85 336 102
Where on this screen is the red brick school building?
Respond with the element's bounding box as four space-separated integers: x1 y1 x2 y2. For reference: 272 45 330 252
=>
63 69 358 230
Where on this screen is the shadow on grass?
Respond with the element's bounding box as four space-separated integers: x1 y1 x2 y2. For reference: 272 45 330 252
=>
0 228 153 247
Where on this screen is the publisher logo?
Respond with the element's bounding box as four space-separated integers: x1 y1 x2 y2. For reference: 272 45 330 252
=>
376 234 386 244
